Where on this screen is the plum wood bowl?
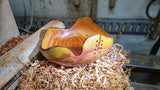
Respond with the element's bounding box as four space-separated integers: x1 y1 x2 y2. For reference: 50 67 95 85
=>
40 17 113 66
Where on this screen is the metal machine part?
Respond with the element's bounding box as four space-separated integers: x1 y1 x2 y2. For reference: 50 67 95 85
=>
146 0 160 55
16 18 151 34
0 0 159 89
0 19 160 90
146 0 160 22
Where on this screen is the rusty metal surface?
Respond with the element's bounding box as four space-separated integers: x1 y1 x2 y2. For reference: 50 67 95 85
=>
127 53 160 70
0 20 65 88
131 82 160 90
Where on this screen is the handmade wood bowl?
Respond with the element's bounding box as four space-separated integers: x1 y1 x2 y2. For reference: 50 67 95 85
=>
40 17 113 66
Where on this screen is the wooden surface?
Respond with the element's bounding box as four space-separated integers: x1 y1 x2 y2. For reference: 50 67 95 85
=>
0 20 65 88
41 17 113 66
91 0 97 21
109 0 116 8
0 17 160 88
0 0 19 47
42 17 112 55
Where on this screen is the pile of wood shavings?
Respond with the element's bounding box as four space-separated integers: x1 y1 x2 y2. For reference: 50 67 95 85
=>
0 34 28 56
20 44 133 90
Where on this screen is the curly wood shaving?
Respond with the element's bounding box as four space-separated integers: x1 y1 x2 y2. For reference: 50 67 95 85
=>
20 44 133 90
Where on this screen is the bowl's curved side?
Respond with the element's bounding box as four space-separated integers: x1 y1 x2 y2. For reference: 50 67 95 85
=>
40 17 113 66
41 34 113 66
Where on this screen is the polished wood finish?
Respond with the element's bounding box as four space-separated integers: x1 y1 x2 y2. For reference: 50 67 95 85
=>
42 17 111 55
41 17 113 66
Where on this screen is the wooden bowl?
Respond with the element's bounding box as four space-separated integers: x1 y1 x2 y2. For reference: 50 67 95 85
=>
40 17 113 66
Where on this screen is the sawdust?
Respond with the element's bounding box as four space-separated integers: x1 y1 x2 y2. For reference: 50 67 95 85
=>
0 34 29 56
19 44 133 90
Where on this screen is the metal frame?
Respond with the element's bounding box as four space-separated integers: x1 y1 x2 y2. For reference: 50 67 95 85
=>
16 18 151 34
1 19 160 89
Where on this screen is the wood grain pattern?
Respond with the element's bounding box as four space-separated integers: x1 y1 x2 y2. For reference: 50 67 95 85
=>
41 17 113 66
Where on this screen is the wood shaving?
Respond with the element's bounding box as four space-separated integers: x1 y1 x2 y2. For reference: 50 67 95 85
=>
0 34 29 56
20 44 133 90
